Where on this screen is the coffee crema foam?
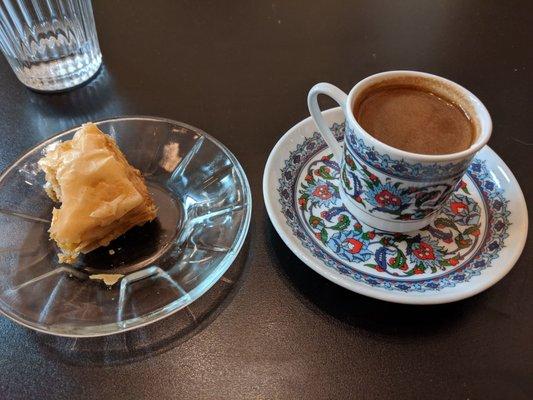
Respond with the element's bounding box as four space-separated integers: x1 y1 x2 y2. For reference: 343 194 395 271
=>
354 82 476 155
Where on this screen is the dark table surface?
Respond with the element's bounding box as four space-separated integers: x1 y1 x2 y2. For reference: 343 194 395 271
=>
0 1 532 399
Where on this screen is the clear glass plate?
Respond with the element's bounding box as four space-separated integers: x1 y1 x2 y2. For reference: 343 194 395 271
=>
0 117 252 337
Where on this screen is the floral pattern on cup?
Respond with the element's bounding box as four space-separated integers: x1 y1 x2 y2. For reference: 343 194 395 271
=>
341 149 457 221
278 124 510 292
344 124 472 181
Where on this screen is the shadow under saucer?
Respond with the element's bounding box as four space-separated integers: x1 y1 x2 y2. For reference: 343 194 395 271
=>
266 214 486 340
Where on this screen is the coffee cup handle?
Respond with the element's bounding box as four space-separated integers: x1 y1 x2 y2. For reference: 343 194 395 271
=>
307 83 348 162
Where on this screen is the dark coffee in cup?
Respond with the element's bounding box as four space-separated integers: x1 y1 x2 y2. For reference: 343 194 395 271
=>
354 85 474 155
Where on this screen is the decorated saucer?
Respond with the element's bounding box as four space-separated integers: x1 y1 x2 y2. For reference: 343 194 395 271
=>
263 108 528 304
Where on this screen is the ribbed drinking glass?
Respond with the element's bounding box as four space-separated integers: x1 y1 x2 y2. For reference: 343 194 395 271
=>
0 0 102 91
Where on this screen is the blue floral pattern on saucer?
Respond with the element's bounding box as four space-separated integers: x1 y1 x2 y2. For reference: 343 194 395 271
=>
277 123 511 292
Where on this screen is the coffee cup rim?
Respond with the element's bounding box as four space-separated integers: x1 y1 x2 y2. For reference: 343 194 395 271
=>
346 70 492 162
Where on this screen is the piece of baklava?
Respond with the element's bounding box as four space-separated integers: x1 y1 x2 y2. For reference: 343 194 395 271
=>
38 123 157 264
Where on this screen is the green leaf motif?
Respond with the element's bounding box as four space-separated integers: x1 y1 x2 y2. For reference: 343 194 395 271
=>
391 250 406 269
434 217 459 231
345 154 356 170
298 193 309 210
330 214 350 231
316 166 334 180
309 215 322 228
363 179 374 189
439 258 451 267
463 225 480 236
342 169 352 190
320 228 329 243
454 234 472 249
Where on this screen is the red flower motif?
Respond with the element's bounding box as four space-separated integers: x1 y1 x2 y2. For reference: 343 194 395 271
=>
413 242 435 260
367 231 376 239
457 239 470 247
471 228 480 237
414 267 424 275
375 190 402 208
312 184 332 200
388 257 408 271
375 265 385 272
369 174 378 182
459 180 467 189
314 166 331 175
355 195 362 203
450 201 467 214
346 155 355 168
354 223 362 231
314 232 322 240
298 197 307 207
449 257 459 266
343 238 363 254
305 174 313 183
320 211 328 218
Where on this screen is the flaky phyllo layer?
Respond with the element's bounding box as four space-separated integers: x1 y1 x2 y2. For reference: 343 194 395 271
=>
38 123 157 263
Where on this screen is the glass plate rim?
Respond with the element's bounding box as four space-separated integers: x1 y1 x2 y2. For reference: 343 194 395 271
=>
0 116 253 337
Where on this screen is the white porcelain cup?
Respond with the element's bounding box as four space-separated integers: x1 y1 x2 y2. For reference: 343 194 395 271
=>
307 71 492 232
